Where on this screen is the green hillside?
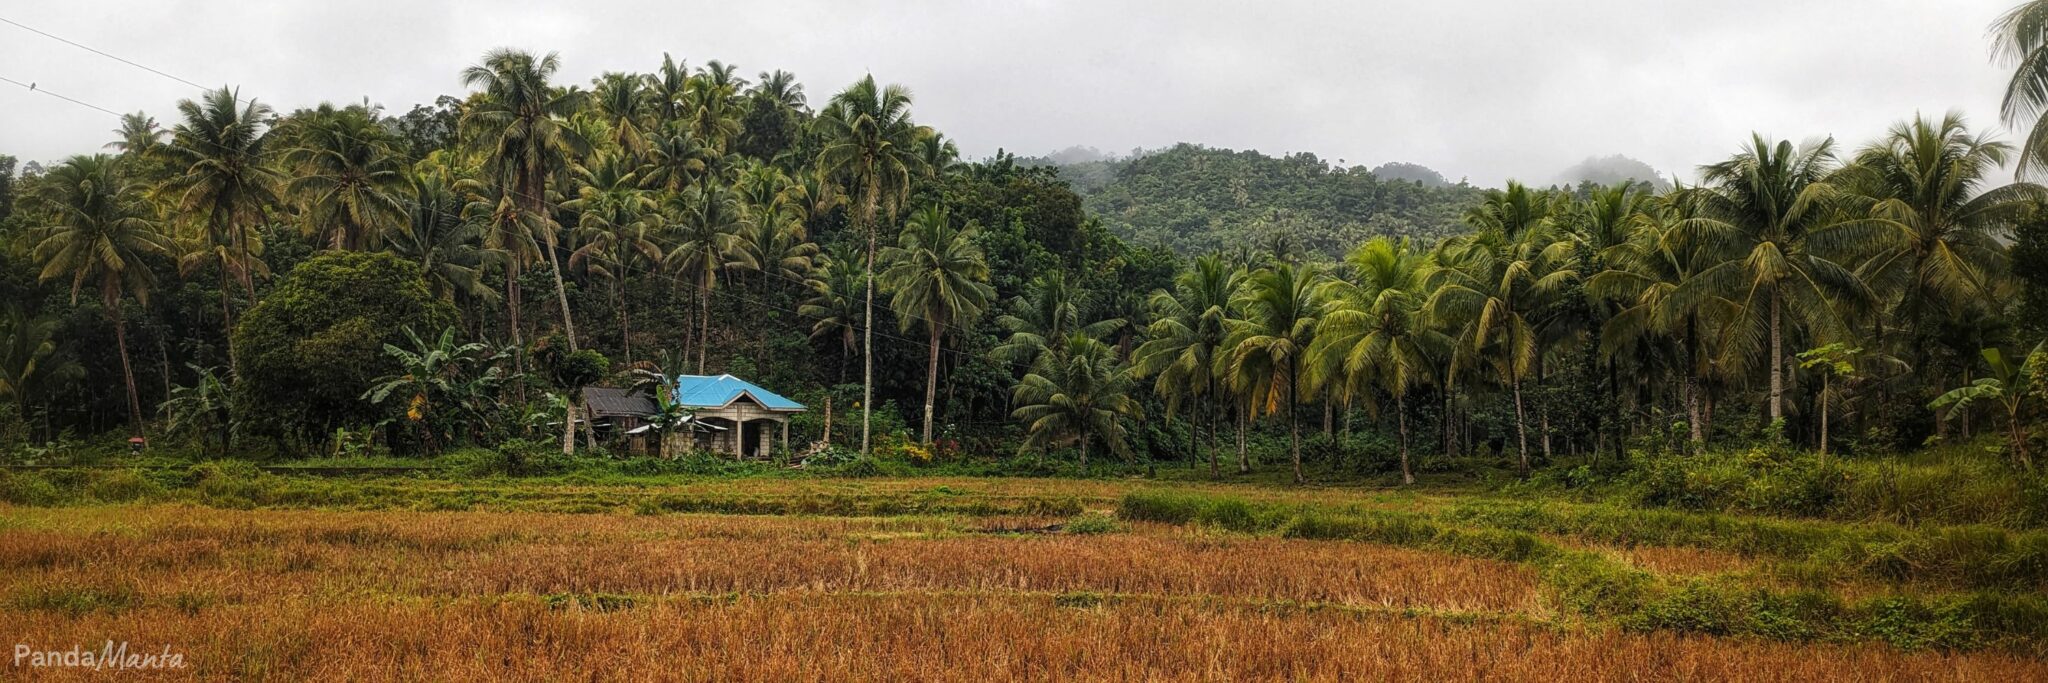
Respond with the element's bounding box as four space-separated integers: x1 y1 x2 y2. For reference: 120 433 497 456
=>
1030 144 1485 258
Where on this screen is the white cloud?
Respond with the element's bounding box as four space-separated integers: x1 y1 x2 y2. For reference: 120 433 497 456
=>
0 0 2021 184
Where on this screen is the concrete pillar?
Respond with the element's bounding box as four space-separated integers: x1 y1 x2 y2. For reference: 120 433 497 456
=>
781 420 790 458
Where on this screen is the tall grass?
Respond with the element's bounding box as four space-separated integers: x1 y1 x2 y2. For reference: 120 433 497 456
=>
1118 491 2048 653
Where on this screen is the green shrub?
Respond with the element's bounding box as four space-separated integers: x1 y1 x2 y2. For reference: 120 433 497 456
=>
0 470 64 505
1064 511 1122 535
84 468 163 503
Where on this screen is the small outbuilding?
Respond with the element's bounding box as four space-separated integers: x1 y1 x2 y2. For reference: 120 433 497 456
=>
673 374 807 459
582 387 659 454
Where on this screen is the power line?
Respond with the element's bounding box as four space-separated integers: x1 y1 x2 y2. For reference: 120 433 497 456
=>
0 75 124 117
0 16 246 103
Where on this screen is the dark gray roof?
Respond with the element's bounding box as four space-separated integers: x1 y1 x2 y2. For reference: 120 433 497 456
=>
583 387 657 417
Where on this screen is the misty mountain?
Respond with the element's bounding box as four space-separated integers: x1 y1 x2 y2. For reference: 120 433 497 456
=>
1370 161 1452 188
1557 154 1671 192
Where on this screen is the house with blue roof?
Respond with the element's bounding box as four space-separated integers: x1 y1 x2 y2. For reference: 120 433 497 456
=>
672 374 807 458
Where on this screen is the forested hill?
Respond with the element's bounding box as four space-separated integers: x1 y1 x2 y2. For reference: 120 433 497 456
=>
1021 144 1486 258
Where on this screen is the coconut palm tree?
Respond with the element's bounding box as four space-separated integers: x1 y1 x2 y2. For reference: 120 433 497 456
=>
739 200 818 287
1132 254 1243 476
1994 1 2048 177
646 53 690 126
916 132 962 182
754 69 806 112
460 48 592 349
458 177 545 352
106 112 165 160
684 64 745 153
641 125 718 193
1428 208 1577 475
388 169 501 305
29 155 173 435
1586 192 1735 449
1222 263 1323 484
993 271 1122 370
815 74 931 457
799 245 867 377
160 86 279 346
564 152 661 363
1308 237 1446 484
1844 113 2046 355
1011 333 1140 468
280 104 411 251
663 184 753 373
591 72 652 159
1672 135 1899 429
879 205 995 444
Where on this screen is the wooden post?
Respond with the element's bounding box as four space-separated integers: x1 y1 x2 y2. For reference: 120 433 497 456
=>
781 420 790 458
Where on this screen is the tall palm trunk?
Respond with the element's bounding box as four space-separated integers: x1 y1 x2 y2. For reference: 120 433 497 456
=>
1289 361 1303 485
110 302 142 437
859 178 879 459
922 325 940 444
1768 288 1783 428
1818 373 1830 459
1236 407 1248 474
1078 433 1089 470
1685 316 1704 450
697 285 711 373
1207 394 1220 479
525 166 578 351
1397 391 1413 485
616 281 633 365
218 269 237 369
1511 375 1530 477
561 392 578 455
545 244 578 351
506 262 526 403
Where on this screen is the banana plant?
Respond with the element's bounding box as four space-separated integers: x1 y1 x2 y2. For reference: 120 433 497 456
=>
1930 343 2044 472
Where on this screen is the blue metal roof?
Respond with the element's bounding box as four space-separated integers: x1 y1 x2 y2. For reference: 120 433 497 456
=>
672 374 807 411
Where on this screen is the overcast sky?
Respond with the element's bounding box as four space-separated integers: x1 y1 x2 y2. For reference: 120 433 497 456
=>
0 1 2027 186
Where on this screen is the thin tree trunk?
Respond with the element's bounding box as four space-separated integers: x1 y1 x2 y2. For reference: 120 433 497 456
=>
860 182 879 459
616 281 633 365
1207 395 1220 479
219 269 237 369
922 325 940 444
1079 434 1089 470
698 286 711 373
1512 376 1530 477
1443 385 1455 457
1290 396 1304 485
561 393 577 455
1397 392 1413 485
1818 374 1829 459
1236 407 1248 474
1769 288 1783 428
1685 374 1705 451
546 245 578 351
113 311 142 437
